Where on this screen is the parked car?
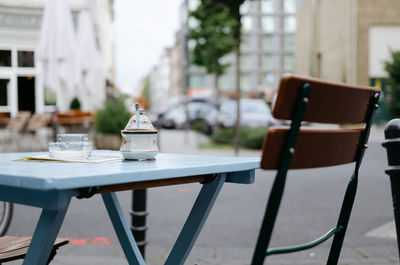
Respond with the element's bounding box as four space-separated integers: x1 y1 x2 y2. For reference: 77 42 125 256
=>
157 99 218 134
217 98 278 128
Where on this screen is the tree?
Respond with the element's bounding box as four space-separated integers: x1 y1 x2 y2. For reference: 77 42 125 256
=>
189 0 237 97
222 0 245 155
385 50 400 118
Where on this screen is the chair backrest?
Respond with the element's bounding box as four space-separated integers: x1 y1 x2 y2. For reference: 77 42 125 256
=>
26 113 52 133
251 74 380 265
262 75 379 170
6 111 31 132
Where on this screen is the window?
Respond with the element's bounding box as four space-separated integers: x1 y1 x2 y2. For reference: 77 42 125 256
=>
0 50 11 67
241 55 256 71
262 35 277 50
262 16 275 33
241 35 253 52
262 55 276 71
284 16 296 32
240 74 254 91
242 16 253 32
263 72 275 86
284 34 295 51
240 1 252 15
189 74 206 88
44 87 56 106
219 74 234 91
284 0 297 13
18 51 34 67
0 79 9 106
284 54 295 71
261 0 274 13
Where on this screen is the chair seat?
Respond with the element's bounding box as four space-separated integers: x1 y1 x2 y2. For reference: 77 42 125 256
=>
0 236 69 263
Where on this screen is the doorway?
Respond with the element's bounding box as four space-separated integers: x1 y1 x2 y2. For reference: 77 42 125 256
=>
17 76 35 113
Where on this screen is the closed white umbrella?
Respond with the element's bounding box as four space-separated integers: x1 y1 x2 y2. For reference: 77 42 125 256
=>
77 10 100 112
37 0 79 113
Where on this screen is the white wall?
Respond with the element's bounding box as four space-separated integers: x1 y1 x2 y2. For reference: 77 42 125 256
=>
369 26 400 78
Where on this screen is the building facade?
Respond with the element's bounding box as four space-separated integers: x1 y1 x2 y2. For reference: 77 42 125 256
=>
295 0 400 86
147 0 300 112
0 0 114 117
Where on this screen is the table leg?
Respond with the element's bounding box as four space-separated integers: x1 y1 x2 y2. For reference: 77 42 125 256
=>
22 199 71 265
164 173 227 265
102 193 146 265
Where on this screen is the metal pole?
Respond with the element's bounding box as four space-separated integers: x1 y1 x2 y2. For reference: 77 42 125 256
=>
382 118 400 259
130 189 148 258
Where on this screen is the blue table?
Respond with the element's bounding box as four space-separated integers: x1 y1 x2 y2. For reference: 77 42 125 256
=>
0 152 260 265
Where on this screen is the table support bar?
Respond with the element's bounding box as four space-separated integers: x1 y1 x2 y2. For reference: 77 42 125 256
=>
23 199 71 265
164 173 227 265
102 193 146 265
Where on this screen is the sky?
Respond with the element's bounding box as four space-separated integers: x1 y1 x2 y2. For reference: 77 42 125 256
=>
113 0 183 94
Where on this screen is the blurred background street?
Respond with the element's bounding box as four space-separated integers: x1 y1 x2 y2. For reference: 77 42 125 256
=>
3 127 399 265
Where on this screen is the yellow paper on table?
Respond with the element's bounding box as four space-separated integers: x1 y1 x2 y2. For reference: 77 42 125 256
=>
21 154 122 163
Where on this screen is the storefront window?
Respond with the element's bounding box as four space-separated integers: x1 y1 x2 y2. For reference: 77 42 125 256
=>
0 79 9 106
45 87 56 106
17 51 34 67
0 50 11 67
189 74 206 89
263 72 275 86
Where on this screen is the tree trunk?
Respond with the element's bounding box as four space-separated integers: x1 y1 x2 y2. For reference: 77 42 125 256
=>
234 43 241 156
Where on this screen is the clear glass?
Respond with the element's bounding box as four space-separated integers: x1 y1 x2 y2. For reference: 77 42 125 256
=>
240 54 256 71
284 0 297 13
57 134 88 142
261 0 274 13
284 34 295 51
17 51 34 67
0 79 9 106
262 16 275 33
262 35 277 50
284 54 295 71
262 54 276 71
242 15 253 32
284 15 296 32
49 142 92 159
263 72 276 86
0 50 11 67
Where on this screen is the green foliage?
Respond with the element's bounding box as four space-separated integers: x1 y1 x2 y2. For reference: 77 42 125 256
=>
211 127 267 149
190 1 237 76
69 97 81 110
95 95 131 135
385 50 400 118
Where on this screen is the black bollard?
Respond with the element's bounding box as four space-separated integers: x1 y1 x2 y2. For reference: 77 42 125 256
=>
130 189 148 258
382 118 400 259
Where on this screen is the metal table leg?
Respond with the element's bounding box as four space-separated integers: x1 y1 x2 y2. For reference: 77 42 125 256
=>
102 192 146 265
165 173 227 265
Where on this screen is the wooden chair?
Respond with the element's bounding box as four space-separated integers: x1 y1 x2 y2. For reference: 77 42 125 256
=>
251 75 380 265
6 111 31 133
0 236 68 264
26 113 52 134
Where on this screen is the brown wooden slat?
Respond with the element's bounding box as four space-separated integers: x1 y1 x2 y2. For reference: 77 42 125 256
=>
0 236 69 263
96 174 216 194
272 74 380 124
261 128 363 169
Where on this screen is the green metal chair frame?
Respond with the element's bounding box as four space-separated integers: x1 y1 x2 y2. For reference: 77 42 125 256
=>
251 75 380 265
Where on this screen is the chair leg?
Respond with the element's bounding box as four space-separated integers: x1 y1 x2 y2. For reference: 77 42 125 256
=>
326 172 358 265
251 171 288 265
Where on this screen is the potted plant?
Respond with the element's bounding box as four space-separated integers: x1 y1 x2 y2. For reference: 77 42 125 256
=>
94 95 132 150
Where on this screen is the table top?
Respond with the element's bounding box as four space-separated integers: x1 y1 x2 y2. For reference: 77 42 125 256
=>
0 152 260 191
